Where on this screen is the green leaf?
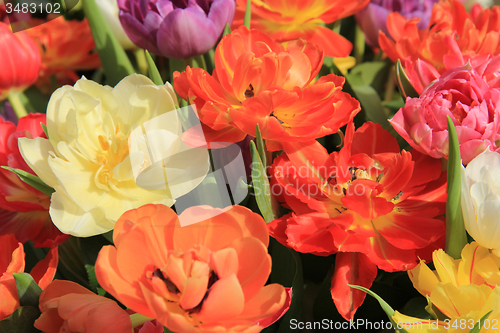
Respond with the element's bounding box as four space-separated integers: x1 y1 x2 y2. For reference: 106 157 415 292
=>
348 62 388 87
58 237 90 288
381 99 405 112
82 0 135 86
396 59 419 99
40 123 49 139
85 265 106 296
223 23 231 37
0 306 41 333
244 0 251 29
13 273 42 308
469 310 493 333
348 284 395 316
354 24 365 65
424 295 448 320
445 115 467 259
348 284 409 333
250 141 278 222
255 124 266 167
1 166 54 197
348 84 391 129
102 230 113 244
403 297 434 320
79 235 113 266
145 51 163 85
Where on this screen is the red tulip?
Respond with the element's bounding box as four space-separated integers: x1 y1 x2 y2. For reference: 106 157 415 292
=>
0 114 68 247
0 22 40 100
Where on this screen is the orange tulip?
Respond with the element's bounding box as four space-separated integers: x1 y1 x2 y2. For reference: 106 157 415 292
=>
22 16 101 83
174 26 360 147
0 234 58 321
34 280 133 333
95 204 289 332
379 0 500 73
233 0 370 57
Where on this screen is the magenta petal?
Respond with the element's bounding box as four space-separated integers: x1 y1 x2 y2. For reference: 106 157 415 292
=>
355 4 390 48
119 13 161 54
207 0 235 33
157 8 217 59
156 0 174 17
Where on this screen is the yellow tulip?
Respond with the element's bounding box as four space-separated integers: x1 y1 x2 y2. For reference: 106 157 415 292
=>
398 243 500 332
19 74 209 237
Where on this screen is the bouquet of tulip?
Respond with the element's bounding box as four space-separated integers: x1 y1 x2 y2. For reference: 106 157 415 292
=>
2 0 500 332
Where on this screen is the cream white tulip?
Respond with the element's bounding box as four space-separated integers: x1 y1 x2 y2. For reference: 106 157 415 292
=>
19 74 209 237
461 149 500 255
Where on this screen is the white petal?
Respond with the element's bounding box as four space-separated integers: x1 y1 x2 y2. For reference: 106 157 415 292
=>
465 148 500 184
49 191 113 237
476 200 500 249
18 137 58 187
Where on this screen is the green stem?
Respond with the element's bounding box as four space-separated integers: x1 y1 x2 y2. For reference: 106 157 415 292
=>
354 24 366 65
244 0 251 28
384 65 396 103
135 49 148 75
193 55 207 71
130 313 154 328
8 91 28 118
184 57 193 68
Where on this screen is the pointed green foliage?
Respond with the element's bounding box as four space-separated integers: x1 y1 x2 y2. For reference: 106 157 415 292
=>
1 166 54 197
255 124 266 167
0 306 41 333
145 51 163 85
13 273 42 308
396 59 419 100
469 311 492 333
349 84 391 128
348 284 409 333
244 0 251 28
40 123 49 139
345 62 392 129
250 141 278 222
354 25 365 65
223 23 231 37
82 0 135 86
85 265 106 296
445 115 467 259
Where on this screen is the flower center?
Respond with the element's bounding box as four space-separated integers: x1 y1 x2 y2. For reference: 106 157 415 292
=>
94 124 129 190
146 247 220 324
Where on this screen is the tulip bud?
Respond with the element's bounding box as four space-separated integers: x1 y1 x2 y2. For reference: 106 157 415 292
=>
0 22 40 100
461 149 500 256
118 0 235 59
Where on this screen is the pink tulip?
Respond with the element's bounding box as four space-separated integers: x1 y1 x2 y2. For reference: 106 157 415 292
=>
390 58 500 165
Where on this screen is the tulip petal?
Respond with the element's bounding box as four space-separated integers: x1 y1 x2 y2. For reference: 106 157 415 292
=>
197 273 245 323
30 247 58 290
157 8 218 59
330 252 378 321
49 191 112 237
18 137 58 187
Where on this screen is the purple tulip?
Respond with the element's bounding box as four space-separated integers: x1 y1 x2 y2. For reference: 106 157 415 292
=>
118 0 235 59
355 0 440 48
